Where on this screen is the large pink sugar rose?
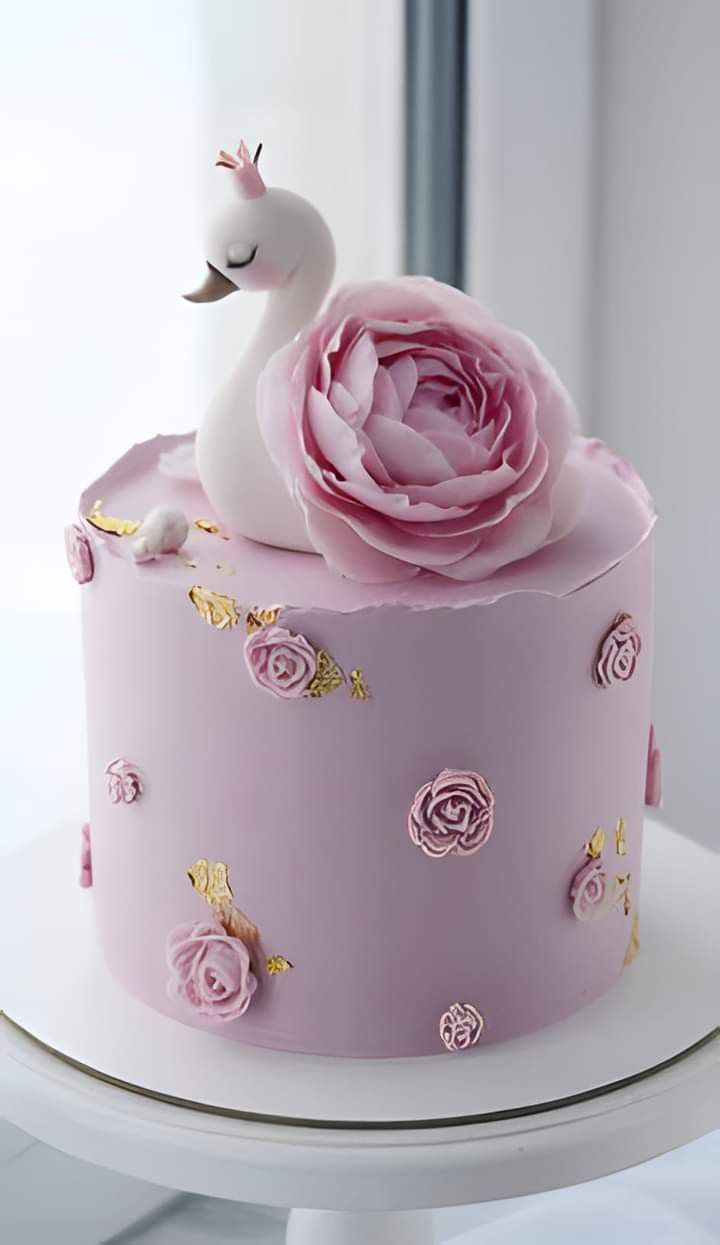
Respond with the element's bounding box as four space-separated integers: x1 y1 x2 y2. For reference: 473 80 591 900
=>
166 921 257 1021
258 277 582 582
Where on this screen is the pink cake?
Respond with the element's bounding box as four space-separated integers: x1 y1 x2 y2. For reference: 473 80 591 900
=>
67 140 658 1058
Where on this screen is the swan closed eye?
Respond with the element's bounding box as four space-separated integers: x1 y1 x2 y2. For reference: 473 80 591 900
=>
227 243 258 268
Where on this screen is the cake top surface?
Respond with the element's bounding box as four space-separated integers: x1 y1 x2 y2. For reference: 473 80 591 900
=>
79 433 654 613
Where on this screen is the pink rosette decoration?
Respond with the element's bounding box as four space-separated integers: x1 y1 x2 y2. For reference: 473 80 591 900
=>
166 921 257 1021
439 1002 485 1052
105 757 143 804
570 859 610 921
79 823 92 888
593 612 642 688
258 276 582 583
645 723 663 808
409 768 495 859
244 625 317 699
64 523 94 584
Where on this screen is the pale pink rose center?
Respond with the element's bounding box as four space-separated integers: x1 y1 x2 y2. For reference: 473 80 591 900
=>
267 646 305 685
582 875 603 904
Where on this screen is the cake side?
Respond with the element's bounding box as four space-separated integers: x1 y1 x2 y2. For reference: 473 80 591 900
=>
75 437 654 1057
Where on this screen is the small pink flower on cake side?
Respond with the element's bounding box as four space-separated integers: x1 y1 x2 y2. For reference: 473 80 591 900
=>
409 768 495 859
439 1002 485 1052
645 723 663 808
105 758 143 804
79 823 92 888
64 524 94 584
166 921 257 1021
258 277 583 583
593 612 642 688
570 859 610 921
244 625 317 699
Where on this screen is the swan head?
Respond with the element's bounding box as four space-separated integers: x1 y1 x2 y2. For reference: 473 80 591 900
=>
184 140 334 303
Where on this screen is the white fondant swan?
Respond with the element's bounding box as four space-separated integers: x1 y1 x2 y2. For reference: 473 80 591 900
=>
185 141 335 553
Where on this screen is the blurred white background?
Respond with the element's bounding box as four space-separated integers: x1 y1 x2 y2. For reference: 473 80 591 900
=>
1 0 717 1241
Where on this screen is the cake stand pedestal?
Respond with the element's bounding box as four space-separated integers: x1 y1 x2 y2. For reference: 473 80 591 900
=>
1 821 718 1244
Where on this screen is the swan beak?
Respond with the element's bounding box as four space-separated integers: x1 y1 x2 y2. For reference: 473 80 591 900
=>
183 262 238 303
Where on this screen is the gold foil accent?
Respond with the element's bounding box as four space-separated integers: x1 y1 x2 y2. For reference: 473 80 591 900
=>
187 859 233 908
195 518 220 534
624 911 640 965
189 585 239 630
614 873 632 915
215 562 235 576
349 668 371 700
222 903 260 944
245 606 282 634
86 499 141 537
587 828 605 860
306 649 345 698
615 817 627 855
187 859 260 943
266 955 294 975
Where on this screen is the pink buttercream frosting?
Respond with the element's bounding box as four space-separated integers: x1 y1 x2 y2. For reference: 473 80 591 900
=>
244 625 317 699
593 612 642 688
258 277 582 584
65 523 94 584
105 758 143 804
570 859 610 921
166 921 257 1021
408 768 495 858
79 433 655 1056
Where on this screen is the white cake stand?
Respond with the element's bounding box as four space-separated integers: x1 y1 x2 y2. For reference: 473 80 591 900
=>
1 820 718 1244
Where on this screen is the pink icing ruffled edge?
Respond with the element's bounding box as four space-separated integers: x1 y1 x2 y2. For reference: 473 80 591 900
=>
78 433 655 609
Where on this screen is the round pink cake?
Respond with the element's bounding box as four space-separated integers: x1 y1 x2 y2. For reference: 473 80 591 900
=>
73 432 655 1057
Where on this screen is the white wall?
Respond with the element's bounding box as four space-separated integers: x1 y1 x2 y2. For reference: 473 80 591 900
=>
466 0 719 844
465 0 596 413
196 0 403 396
0 0 208 612
0 0 403 615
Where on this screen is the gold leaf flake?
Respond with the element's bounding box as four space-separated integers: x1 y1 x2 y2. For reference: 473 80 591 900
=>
306 649 345 698
587 827 605 860
222 903 260 944
624 911 640 965
266 955 294 975
624 887 632 917
615 817 627 855
189 584 239 630
245 605 282 634
187 860 261 942
187 859 233 908
195 518 219 534
215 562 235 576
349 668 371 700
86 499 141 537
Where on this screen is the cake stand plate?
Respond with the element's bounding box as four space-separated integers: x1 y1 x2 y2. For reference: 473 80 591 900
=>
1 821 718 1244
